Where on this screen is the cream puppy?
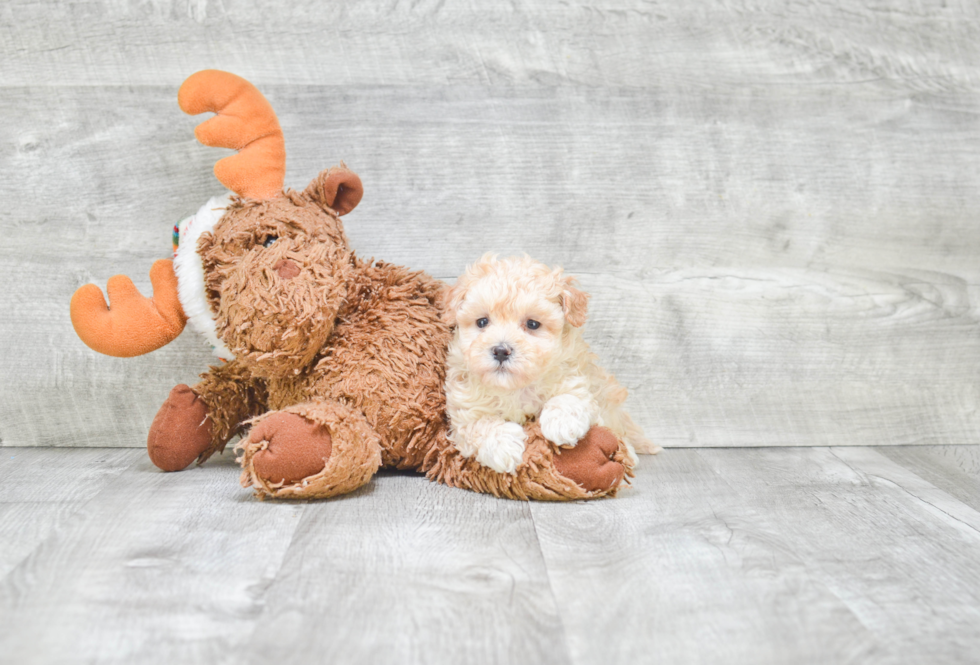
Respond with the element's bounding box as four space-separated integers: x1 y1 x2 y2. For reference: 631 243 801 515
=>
444 254 657 474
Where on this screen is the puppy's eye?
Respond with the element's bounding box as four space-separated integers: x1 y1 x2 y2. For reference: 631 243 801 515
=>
476 317 489 329
262 236 278 248
526 319 541 330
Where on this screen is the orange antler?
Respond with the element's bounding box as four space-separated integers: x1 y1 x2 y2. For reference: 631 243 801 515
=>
70 259 187 357
178 70 286 200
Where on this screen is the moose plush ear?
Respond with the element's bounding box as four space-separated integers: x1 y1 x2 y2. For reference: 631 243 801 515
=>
560 277 590 327
305 164 363 216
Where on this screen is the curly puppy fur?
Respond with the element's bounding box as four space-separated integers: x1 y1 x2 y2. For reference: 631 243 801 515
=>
444 254 657 475
170 170 633 500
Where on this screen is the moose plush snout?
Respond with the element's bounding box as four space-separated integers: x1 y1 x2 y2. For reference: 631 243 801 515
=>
274 259 300 280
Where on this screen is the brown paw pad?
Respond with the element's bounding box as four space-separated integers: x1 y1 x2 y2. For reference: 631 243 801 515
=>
147 384 213 472
249 412 333 485
553 425 625 493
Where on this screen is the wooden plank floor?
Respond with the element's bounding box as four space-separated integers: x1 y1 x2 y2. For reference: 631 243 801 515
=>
2 447 978 664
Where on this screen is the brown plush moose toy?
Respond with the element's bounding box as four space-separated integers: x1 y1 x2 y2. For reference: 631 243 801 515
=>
69 70 632 500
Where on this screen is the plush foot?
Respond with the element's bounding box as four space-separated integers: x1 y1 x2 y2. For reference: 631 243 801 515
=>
248 412 333 485
147 384 213 472
427 421 631 501
238 401 382 500
553 425 625 493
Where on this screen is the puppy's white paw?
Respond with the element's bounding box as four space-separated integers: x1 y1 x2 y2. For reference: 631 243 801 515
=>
475 421 527 474
540 394 593 447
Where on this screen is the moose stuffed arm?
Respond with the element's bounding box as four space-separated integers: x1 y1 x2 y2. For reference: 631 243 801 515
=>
69 70 633 501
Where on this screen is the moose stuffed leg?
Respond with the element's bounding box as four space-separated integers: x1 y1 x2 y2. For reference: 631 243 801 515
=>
147 360 268 471
147 385 212 472
237 400 383 499
422 421 634 501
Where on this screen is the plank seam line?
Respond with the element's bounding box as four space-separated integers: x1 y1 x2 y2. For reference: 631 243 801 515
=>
235 503 309 652
0 449 143 592
828 448 980 537
526 506 576 662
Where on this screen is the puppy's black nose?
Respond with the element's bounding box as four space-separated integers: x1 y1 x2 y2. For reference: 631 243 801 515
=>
492 345 512 363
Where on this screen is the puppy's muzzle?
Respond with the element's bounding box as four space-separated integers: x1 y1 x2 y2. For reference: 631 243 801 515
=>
491 344 513 364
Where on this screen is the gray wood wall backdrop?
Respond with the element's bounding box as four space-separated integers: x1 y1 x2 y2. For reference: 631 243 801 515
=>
2 0 979 449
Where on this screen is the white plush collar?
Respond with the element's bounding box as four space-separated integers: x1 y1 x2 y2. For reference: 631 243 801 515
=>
173 194 236 360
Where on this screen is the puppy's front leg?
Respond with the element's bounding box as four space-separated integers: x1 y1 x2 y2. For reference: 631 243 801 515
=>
540 393 598 447
452 418 528 474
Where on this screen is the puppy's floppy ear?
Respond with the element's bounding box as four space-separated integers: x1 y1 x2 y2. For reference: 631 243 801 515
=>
559 276 589 327
443 254 497 327
305 163 363 216
441 279 469 327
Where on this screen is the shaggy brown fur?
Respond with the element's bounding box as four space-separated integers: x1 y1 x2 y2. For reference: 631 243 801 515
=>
146 177 636 500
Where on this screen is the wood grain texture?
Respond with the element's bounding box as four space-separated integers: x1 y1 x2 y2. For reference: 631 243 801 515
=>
0 451 304 664
2 0 978 89
244 472 569 665
2 445 980 663
530 446 980 665
877 445 980 513
0 447 141 578
2 1 979 447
